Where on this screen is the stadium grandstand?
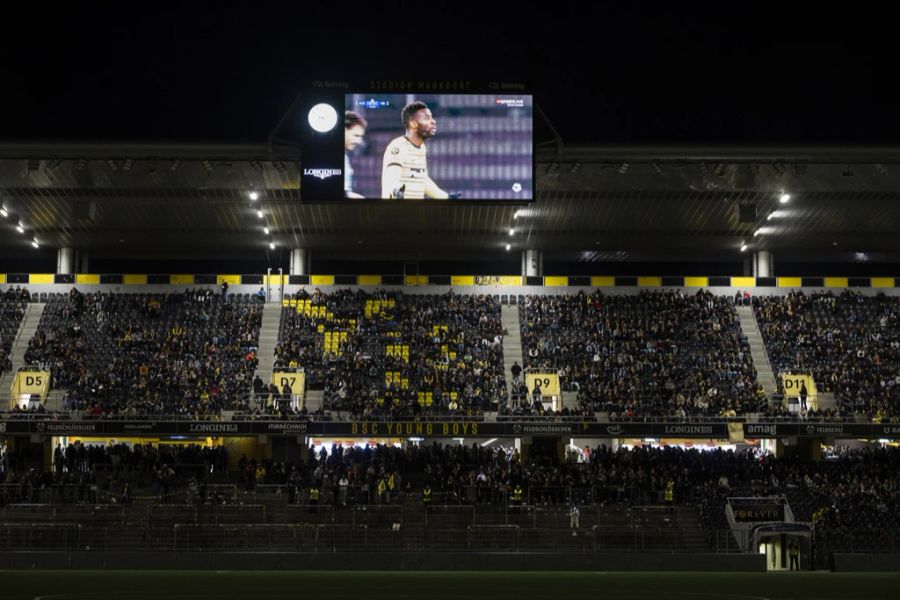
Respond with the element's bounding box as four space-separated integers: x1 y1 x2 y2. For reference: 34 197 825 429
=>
2 137 899 583
2 13 900 594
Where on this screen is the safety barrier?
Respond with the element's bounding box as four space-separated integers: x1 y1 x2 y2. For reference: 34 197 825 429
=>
0 522 748 554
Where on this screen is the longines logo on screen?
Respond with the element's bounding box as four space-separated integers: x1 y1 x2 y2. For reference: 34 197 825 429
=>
303 168 342 180
606 425 624 435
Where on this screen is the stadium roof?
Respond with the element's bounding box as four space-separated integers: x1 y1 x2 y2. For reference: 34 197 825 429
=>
1 142 899 263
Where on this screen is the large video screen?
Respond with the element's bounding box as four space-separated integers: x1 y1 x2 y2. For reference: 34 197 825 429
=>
299 91 533 202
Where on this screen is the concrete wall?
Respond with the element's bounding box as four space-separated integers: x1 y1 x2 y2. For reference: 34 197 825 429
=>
833 554 900 572
0 551 767 571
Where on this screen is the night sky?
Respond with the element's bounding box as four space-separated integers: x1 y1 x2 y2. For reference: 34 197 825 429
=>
1 1 896 145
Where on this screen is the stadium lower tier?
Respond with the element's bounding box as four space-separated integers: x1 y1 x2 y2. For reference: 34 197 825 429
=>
1 440 898 570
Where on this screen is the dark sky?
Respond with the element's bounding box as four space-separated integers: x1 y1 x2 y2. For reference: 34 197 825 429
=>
1 1 896 145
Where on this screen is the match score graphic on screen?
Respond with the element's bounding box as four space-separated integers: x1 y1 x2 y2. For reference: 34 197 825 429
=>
298 87 533 202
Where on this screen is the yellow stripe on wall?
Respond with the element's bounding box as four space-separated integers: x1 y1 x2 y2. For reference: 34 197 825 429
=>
638 277 662 287
217 275 240 286
0 274 6 284
170 274 194 285
544 276 568 287
684 277 708 287
310 275 334 286
824 277 848 288
731 277 756 288
29 274 54 284
76 274 100 285
872 277 895 288
496 276 523 286
591 276 615 287
124 274 148 285
264 275 286 286
451 276 475 286
358 275 382 286
778 277 802 288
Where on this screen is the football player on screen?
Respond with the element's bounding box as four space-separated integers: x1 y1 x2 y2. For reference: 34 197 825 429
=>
381 101 462 200
344 111 367 199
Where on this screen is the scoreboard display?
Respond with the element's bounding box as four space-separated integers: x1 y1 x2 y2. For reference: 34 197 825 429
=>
299 84 533 203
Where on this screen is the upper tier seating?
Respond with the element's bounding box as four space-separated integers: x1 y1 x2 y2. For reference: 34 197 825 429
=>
24 289 261 416
519 290 764 418
754 290 900 418
274 290 506 419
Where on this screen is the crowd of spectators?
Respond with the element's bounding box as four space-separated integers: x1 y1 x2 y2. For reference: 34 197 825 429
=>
694 445 900 537
274 289 507 420
520 290 765 419
754 290 900 419
0 287 29 376
4 432 900 547
0 440 229 504
22 289 261 417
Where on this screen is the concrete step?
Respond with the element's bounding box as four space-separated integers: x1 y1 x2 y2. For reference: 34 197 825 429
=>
736 305 778 397
500 305 524 407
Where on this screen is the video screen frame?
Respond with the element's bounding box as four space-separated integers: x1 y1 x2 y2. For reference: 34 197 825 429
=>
298 88 534 204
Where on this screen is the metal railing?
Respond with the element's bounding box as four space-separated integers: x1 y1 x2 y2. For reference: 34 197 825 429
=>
816 528 900 554
0 521 743 554
2 408 896 423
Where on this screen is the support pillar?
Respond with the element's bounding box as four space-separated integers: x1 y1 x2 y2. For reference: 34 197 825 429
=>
522 249 543 278
289 249 309 276
56 247 74 275
753 251 774 278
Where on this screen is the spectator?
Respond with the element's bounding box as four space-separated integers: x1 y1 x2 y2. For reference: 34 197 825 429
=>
755 290 899 418
23 290 261 417
519 290 763 419
569 504 580 533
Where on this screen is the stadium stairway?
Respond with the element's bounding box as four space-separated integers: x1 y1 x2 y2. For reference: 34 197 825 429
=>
735 306 777 397
254 302 282 393
0 302 45 403
500 304 523 407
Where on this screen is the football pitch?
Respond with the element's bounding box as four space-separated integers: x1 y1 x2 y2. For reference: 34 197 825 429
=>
3 571 900 600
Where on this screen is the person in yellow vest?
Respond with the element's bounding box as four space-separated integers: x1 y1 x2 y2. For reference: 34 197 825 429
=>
387 472 396 504
309 485 320 514
423 485 433 507
512 484 523 513
377 477 387 505
664 479 675 516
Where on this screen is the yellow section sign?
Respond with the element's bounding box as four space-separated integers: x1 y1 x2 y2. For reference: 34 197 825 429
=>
271 372 306 399
12 370 51 398
781 373 817 401
525 372 561 397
